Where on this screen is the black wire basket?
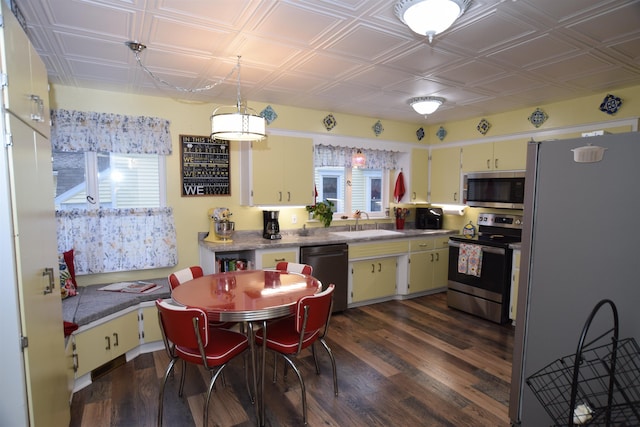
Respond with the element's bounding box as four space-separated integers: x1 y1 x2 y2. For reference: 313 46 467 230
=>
526 300 640 426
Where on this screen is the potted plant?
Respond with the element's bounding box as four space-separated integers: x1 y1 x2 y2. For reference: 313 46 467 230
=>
306 200 335 227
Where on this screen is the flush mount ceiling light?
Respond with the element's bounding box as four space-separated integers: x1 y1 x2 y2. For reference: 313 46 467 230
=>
409 96 445 115
394 0 471 43
126 42 265 141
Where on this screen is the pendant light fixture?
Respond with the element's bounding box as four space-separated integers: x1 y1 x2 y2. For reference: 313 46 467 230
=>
210 56 266 141
409 96 445 115
394 0 471 43
352 149 366 168
126 42 265 141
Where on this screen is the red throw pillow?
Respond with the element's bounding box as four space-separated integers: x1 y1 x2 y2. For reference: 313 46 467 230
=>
63 249 77 288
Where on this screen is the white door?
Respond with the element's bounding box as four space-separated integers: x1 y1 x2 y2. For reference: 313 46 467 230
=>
7 114 70 426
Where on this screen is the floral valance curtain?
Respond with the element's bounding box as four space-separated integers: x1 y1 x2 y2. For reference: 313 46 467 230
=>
314 144 398 169
51 109 172 154
56 208 178 274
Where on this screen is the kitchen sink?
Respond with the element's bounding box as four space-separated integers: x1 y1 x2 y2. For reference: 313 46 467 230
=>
330 229 404 239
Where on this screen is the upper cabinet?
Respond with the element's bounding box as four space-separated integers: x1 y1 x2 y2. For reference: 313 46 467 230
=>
429 146 462 204
409 148 428 203
241 135 314 206
1 10 50 136
462 140 527 172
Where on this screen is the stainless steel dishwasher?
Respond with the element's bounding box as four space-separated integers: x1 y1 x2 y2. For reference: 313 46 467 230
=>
300 243 348 312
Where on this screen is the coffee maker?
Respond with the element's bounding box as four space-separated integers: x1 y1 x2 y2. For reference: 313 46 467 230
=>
262 210 281 240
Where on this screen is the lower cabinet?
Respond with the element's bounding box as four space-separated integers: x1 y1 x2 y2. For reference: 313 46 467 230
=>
348 240 408 305
73 310 139 378
351 257 397 302
255 248 298 269
407 236 449 294
141 305 163 343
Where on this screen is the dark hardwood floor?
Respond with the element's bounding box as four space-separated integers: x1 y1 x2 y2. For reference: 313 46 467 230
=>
69 292 514 427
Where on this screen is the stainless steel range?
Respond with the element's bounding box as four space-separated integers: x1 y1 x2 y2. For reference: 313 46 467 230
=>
447 213 523 324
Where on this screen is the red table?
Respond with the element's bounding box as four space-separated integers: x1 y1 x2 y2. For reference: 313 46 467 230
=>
171 269 322 426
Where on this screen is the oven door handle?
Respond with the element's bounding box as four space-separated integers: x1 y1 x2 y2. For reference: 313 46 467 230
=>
448 240 505 255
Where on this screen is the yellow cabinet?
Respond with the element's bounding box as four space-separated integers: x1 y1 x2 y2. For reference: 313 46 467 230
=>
351 256 397 303
141 306 162 343
462 140 527 172
255 248 298 269
242 135 313 206
407 236 449 294
2 10 50 136
430 146 461 203
73 310 140 378
348 240 407 304
409 148 429 203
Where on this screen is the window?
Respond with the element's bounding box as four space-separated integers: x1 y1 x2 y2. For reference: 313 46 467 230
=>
313 145 398 219
51 109 175 275
314 166 387 218
53 151 163 209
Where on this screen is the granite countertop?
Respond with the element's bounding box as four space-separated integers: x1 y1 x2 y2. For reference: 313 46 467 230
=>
199 226 457 252
63 278 171 327
65 226 456 328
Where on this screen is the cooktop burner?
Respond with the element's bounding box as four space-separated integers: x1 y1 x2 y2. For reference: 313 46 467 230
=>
450 212 523 248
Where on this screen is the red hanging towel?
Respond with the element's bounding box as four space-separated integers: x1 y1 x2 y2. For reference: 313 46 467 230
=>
394 171 405 203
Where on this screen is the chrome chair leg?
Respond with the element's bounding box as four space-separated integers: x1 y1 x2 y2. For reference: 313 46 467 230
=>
204 364 227 427
281 355 308 425
178 359 187 396
319 338 338 396
158 357 178 427
311 343 321 374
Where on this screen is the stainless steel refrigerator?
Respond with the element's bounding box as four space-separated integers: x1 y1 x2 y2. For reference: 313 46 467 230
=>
509 132 640 426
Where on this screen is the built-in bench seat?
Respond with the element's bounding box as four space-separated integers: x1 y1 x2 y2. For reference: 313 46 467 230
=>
62 278 171 327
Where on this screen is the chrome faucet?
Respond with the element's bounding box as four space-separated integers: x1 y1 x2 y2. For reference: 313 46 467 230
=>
353 210 369 231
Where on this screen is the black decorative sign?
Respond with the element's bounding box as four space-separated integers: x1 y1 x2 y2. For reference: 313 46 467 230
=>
180 135 230 196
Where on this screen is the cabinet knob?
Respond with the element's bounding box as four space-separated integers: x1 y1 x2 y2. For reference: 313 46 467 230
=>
113 333 119 347
105 336 111 350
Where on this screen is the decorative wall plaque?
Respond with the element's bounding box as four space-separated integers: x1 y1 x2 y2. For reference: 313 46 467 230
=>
323 114 337 131
599 94 622 115
372 120 384 136
180 135 230 197
477 118 491 135
528 108 548 128
436 126 447 141
260 105 278 124
416 127 425 141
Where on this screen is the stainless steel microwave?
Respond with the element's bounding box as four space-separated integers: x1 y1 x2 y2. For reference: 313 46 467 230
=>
463 171 525 209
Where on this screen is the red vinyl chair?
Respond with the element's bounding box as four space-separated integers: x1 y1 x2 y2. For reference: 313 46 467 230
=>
275 261 313 275
168 266 235 330
168 266 203 290
255 284 338 425
155 299 253 427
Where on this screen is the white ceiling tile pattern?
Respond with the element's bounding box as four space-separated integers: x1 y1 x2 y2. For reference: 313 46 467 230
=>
13 0 640 123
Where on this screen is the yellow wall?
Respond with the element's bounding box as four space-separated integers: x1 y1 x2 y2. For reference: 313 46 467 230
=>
50 83 640 284
49 85 419 285
426 86 640 144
